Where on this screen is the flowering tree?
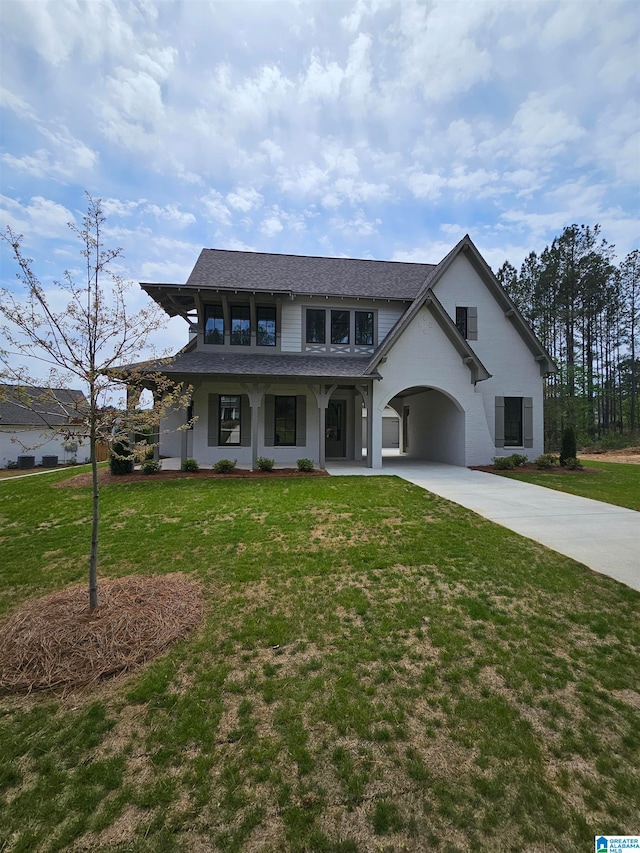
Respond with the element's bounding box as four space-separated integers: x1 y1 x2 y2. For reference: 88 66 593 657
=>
0 195 190 610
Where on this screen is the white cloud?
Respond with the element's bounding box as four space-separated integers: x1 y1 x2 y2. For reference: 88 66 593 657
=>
0 195 75 240
201 191 232 225
330 209 381 237
226 187 264 213
145 204 196 229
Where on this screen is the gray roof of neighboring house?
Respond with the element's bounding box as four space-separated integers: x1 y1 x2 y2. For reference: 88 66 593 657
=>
141 250 436 316
141 351 378 380
0 386 87 426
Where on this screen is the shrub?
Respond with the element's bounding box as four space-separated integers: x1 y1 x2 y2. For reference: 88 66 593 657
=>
535 453 558 470
255 457 274 472
563 456 583 470
182 458 199 472
141 459 162 475
493 456 515 470
296 458 315 472
508 453 528 467
213 458 236 474
109 440 134 475
6 460 18 470
559 425 577 466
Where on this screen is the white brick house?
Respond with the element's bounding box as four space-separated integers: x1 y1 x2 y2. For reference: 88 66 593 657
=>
137 235 556 469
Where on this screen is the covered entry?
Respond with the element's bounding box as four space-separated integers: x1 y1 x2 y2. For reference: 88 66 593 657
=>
386 386 465 466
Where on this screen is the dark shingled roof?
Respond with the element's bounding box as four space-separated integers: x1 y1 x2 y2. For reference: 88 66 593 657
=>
183 249 435 299
0 386 87 426
145 351 377 380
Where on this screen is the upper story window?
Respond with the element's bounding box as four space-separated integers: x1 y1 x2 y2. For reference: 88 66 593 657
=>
355 311 374 346
204 303 278 348
231 305 250 346
204 305 224 345
331 310 350 345
257 306 276 347
306 309 326 344
455 306 477 341
456 307 468 339
304 307 377 351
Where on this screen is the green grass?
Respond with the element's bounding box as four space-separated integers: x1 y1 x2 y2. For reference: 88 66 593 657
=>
1 470 638 852
494 459 640 511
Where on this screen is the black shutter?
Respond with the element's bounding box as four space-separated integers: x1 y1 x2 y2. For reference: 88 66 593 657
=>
208 394 219 447
467 307 478 340
523 397 533 448
264 395 275 446
495 396 505 448
240 395 251 446
296 395 307 446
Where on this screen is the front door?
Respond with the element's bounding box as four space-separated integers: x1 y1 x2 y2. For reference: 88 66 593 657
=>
325 400 347 458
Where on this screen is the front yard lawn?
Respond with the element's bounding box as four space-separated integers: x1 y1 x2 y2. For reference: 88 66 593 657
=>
492 459 640 511
0 471 638 852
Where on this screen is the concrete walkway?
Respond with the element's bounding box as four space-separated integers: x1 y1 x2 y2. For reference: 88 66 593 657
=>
326 457 640 593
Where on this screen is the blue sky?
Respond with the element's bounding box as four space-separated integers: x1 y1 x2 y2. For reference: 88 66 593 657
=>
1 0 639 359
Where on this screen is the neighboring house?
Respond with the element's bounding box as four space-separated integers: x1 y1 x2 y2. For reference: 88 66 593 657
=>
0 386 88 467
135 235 556 470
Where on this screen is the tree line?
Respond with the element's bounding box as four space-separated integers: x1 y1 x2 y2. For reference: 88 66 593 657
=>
496 225 639 449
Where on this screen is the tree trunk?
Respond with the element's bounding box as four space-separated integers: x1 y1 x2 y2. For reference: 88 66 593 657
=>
89 419 99 611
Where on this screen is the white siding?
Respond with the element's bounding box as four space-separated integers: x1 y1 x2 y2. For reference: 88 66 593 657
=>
377 306 406 342
280 302 302 352
0 427 90 467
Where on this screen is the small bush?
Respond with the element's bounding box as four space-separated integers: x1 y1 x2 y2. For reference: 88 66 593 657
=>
6 460 18 470
493 456 515 470
182 458 199 472
296 458 315 472
213 459 236 474
508 453 528 467
535 453 558 470
559 425 577 466
109 440 134 475
563 456 583 470
141 459 162 475
255 457 275 472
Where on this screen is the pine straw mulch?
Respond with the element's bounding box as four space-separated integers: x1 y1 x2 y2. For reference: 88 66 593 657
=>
0 574 205 694
54 466 329 488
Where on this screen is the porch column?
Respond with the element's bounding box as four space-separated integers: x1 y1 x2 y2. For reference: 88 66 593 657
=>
310 383 337 470
180 422 188 468
356 382 376 469
241 383 265 470
369 383 384 470
152 390 161 462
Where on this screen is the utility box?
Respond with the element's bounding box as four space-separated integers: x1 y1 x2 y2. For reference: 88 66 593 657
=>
17 456 35 469
42 455 58 468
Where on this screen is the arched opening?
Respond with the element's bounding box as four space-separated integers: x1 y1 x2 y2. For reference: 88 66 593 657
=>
386 386 465 466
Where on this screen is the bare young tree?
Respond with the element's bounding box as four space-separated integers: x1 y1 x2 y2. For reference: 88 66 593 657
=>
1 195 191 610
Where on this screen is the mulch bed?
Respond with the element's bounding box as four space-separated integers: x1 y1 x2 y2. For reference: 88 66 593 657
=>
0 575 205 694
470 464 602 475
55 466 329 488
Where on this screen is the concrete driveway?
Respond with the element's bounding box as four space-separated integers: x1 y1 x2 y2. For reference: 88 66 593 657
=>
326 457 640 593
